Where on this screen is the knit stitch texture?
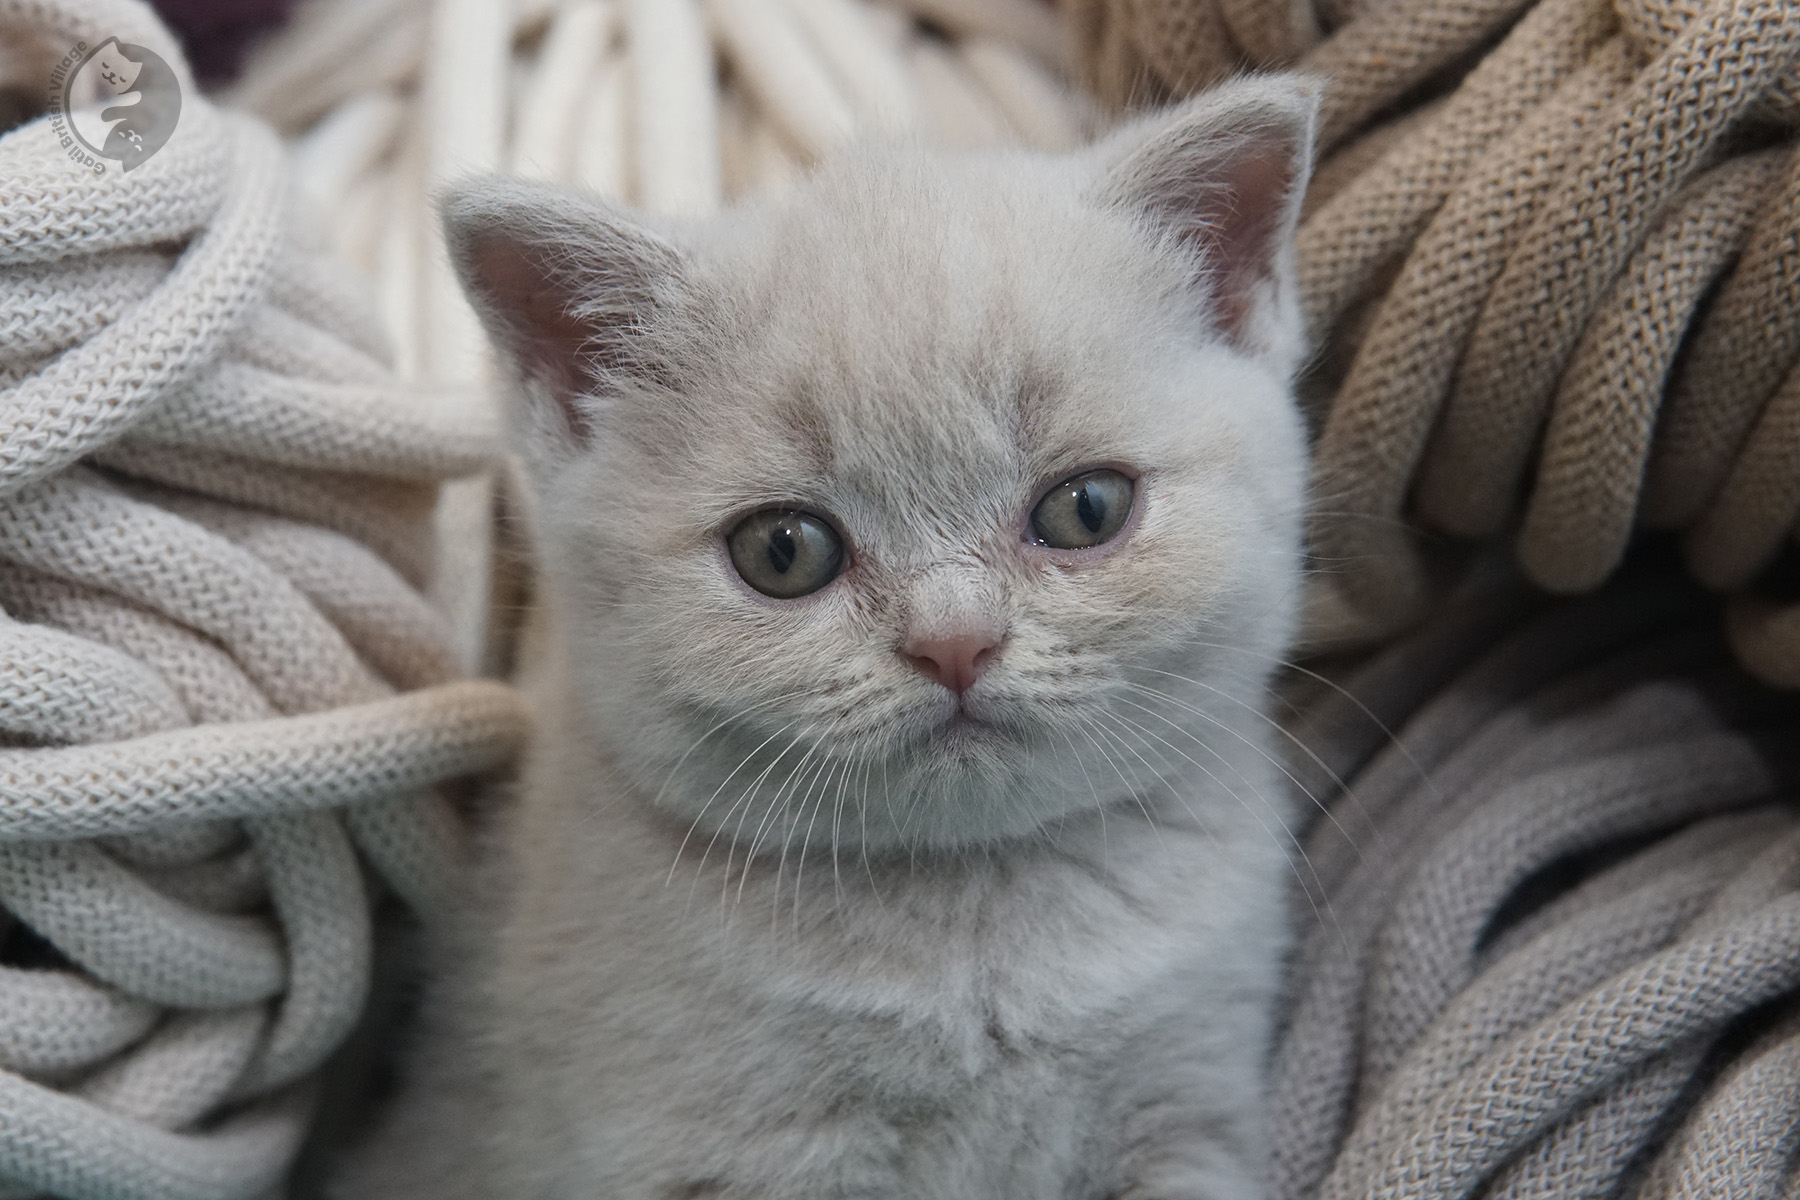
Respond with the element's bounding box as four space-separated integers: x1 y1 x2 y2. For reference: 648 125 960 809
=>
0 2 526 1197
1065 0 1800 687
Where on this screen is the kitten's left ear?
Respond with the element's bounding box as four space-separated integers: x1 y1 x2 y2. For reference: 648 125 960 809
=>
1091 76 1318 367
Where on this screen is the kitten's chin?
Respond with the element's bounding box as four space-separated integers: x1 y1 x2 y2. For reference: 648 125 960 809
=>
915 711 1026 775
622 693 1143 855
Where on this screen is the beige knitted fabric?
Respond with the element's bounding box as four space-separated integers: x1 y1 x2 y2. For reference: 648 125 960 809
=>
1064 0 1800 687
0 2 527 1197
1275 565 1800 1200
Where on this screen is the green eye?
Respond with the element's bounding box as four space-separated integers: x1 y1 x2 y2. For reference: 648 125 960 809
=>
727 509 844 598
1029 469 1135 550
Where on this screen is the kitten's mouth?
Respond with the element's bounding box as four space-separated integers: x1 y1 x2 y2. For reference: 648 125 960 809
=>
929 699 1021 744
930 714 1005 758
898 689 1031 753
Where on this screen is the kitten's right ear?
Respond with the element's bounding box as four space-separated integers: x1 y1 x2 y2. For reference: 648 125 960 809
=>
1089 76 1318 368
441 179 686 447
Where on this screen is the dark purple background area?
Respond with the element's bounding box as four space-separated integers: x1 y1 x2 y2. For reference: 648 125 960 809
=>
149 0 300 85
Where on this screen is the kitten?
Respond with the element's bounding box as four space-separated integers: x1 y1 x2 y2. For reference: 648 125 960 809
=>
346 75 1317 1200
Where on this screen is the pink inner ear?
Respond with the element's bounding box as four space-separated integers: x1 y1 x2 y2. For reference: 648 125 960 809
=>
472 237 596 441
1184 144 1295 343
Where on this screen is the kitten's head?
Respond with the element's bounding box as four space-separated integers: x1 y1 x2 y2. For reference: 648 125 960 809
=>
447 77 1316 854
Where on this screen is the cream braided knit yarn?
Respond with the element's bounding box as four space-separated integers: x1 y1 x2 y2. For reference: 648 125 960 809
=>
0 2 526 1197
1064 0 1800 688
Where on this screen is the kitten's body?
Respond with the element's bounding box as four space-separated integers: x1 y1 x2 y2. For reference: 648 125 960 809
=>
365 643 1287 1199
346 79 1317 1200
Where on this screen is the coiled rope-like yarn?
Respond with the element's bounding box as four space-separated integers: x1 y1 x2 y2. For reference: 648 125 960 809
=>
0 2 527 1197
1278 569 1800 1200
1063 0 1800 688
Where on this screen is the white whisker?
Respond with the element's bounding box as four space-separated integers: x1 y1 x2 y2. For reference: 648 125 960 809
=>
706 729 810 915
667 705 808 888
1072 708 1167 845
1104 695 1347 951
790 752 849 934
1121 674 1370 865
745 734 837 909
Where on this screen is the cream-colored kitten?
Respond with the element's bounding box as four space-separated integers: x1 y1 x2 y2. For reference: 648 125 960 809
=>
346 76 1316 1200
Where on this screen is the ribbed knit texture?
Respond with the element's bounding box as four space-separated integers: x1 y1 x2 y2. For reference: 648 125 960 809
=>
0 2 527 1197
1273 568 1800 1200
1064 0 1800 688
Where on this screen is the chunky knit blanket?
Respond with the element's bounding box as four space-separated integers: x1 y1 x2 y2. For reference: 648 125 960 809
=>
0 2 526 1197
1277 562 1800 1199
1065 0 1800 689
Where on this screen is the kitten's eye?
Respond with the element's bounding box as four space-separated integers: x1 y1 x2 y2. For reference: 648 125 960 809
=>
1029 470 1135 550
727 509 845 598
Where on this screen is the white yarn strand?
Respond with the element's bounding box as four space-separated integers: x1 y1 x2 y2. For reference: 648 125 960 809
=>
707 0 857 163
626 0 723 215
0 1 527 1197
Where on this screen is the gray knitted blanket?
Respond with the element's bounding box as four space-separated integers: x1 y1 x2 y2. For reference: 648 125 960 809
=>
1275 560 1800 1200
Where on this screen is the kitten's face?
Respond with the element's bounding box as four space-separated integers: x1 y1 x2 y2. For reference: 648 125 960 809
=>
450 79 1317 853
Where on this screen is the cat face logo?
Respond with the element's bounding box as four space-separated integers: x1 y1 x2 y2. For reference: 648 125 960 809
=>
59 38 182 173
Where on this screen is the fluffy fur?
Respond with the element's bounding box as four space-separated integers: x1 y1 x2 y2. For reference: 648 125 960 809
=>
344 76 1318 1200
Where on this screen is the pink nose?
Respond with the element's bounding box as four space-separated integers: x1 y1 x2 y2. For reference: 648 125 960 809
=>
903 631 1001 695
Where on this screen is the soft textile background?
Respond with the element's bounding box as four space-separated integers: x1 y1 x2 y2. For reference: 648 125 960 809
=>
1280 557 1800 1200
0 1 524 1196
1067 0 1800 688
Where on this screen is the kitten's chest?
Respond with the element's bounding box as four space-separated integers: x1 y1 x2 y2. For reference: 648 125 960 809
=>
673 822 1249 1070
500 794 1281 1197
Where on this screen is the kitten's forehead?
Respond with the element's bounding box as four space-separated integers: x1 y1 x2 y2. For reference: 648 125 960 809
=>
676 149 1185 530
728 148 1174 380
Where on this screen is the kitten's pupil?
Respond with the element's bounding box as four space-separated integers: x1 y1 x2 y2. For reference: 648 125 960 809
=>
1076 486 1105 534
768 530 797 574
